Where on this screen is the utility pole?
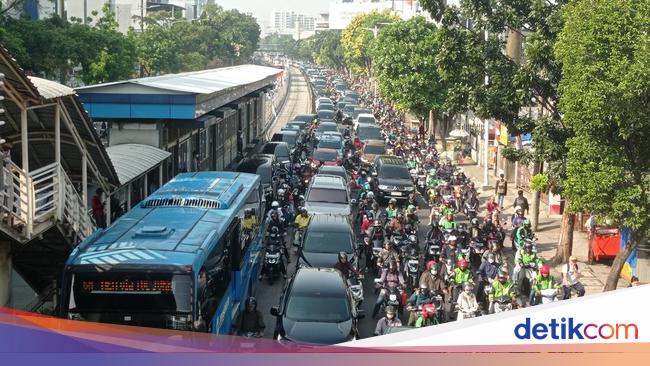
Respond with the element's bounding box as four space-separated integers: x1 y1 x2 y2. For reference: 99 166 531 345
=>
83 0 87 25
482 28 490 190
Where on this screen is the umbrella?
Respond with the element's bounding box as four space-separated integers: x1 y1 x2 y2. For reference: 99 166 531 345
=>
448 129 470 138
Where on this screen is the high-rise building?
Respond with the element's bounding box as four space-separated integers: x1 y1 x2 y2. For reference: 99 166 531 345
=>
269 8 316 35
328 0 430 30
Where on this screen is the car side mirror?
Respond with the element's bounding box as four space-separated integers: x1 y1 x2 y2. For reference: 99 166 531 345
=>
270 306 280 317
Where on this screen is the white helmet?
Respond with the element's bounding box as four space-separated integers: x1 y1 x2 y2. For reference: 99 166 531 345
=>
271 201 280 208
367 191 375 199
277 188 286 196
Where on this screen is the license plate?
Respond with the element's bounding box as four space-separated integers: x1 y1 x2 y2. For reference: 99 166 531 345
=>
391 191 402 196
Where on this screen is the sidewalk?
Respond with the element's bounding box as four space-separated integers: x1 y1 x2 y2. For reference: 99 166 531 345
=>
457 158 627 294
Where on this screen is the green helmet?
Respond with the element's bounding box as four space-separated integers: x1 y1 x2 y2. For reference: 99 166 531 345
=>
408 204 416 211
389 198 397 204
523 219 531 226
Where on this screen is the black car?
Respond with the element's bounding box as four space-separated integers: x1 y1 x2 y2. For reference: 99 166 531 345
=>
235 156 274 190
373 155 415 201
293 114 318 124
318 110 336 122
356 123 383 142
261 142 291 166
271 130 300 149
271 267 360 344
298 214 357 268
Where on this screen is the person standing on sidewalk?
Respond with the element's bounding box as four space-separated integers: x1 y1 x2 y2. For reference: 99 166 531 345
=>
494 173 508 210
562 256 585 299
513 190 529 215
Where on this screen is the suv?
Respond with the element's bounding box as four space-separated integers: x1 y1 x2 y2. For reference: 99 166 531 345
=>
298 215 357 268
373 155 414 201
270 267 359 344
304 174 352 216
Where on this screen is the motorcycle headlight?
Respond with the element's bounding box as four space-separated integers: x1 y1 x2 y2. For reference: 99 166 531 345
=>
389 294 398 301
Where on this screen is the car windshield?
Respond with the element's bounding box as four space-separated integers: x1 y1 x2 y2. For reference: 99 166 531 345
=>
319 171 347 182
307 188 347 203
317 124 338 133
282 134 297 146
318 104 334 111
304 231 353 253
285 295 350 322
364 145 385 154
318 111 335 120
344 105 357 113
379 165 411 180
318 139 342 150
314 150 338 161
358 126 383 140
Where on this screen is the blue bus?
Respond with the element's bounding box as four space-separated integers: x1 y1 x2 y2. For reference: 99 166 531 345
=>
58 172 265 334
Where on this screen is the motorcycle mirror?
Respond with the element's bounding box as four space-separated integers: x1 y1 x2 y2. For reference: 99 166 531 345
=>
270 307 280 317
350 199 357 204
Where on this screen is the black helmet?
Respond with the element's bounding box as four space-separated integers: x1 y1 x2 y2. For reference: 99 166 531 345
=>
388 260 397 272
385 306 397 316
338 251 348 262
271 226 279 234
245 296 257 308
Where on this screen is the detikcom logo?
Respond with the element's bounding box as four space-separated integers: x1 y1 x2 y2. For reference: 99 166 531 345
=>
514 317 639 340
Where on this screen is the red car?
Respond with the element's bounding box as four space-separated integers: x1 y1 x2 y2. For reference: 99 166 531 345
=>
311 148 342 166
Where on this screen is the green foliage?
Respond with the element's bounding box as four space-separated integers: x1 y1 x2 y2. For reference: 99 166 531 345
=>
340 10 400 77
500 146 532 165
312 31 345 70
555 0 650 236
530 173 549 193
369 17 447 119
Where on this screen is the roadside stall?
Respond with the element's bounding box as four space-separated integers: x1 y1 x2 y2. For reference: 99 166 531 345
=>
588 227 621 263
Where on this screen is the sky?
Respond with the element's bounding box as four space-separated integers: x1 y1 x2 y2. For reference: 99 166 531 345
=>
215 0 331 25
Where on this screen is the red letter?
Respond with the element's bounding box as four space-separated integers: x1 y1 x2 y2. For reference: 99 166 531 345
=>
584 324 597 340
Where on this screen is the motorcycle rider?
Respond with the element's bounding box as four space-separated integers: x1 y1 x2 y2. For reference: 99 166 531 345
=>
293 207 310 245
334 252 360 280
377 240 401 269
260 226 288 280
439 212 457 230
356 170 371 191
510 207 526 249
266 201 285 222
531 264 560 305
514 219 534 250
512 241 542 291
456 282 479 320
386 213 405 236
385 198 399 220
406 284 433 326
373 260 406 318
489 269 516 314
481 241 504 264
360 211 374 236
479 253 500 282
374 306 402 336
426 221 443 242
233 297 265 337
513 190 530 216
419 262 448 302
406 204 419 227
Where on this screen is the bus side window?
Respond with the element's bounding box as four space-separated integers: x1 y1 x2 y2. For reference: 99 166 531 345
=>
229 219 242 271
198 240 231 327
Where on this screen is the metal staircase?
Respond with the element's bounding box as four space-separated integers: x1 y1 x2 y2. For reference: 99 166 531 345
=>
0 161 94 244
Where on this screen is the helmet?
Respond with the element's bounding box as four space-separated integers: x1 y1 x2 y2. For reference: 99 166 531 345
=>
523 219 531 227
361 171 367 176
463 282 474 291
388 260 398 272
389 198 397 204
458 259 469 269
244 208 252 216
471 218 479 226
487 253 496 263
277 188 286 196
524 241 533 251
372 202 380 210
301 207 308 215
271 201 280 208
270 210 279 218
338 251 348 262
515 206 523 214
373 220 381 227
271 226 279 234
422 303 436 318
367 191 375 199
540 264 550 275
448 235 457 242
245 296 257 308
385 306 397 316
419 283 428 290
497 269 508 280
407 204 416 212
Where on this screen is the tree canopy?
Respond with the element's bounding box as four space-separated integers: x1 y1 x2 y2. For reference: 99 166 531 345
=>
370 17 447 120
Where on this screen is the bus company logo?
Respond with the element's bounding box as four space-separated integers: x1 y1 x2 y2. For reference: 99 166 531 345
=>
514 317 639 340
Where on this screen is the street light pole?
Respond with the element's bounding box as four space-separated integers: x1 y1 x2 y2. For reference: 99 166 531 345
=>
483 28 490 189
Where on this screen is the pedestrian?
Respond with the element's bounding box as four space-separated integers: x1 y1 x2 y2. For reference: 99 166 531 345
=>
486 196 498 216
628 276 639 287
585 214 596 240
561 256 585 299
91 188 106 229
513 190 529 215
418 122 425 140
494 173 507 210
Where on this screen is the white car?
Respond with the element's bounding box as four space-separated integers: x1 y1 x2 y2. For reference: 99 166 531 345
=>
304 175 353 217
354 113 377 130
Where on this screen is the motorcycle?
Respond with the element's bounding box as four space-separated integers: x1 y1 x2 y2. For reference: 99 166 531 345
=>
348 273 365 311
374 279 405 317
463 201 478 220
263 241 283 285
493 295 514 313
540 288 559 305
424 239 442 263
293 227 305 247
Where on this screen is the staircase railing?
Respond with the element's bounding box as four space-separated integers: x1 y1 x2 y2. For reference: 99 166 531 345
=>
0 161 95 242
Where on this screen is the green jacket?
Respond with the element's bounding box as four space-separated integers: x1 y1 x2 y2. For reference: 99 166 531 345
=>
453 267 473 285
515 227 533 247
439 218 457 230
407 160 417 169
533 275 560 294
490 280 514 301
517 250 542 267
386 207 399 219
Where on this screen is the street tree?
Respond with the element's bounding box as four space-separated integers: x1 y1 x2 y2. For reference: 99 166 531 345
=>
340 10 400 77
369 17 447 130
555 0 650 290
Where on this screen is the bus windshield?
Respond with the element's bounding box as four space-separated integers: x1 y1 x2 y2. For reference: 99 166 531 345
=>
66 273 192 329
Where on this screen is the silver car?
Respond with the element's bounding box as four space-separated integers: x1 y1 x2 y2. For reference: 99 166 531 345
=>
304 174 354 217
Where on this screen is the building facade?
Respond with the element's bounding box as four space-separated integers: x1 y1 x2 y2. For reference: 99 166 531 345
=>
269 8 316 35
328 0 430 30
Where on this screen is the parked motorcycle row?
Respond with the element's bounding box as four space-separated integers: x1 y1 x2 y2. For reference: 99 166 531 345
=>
254 62 569 341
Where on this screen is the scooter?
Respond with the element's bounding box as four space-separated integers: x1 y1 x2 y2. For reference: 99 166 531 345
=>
263 241 283 285
540 288 559 305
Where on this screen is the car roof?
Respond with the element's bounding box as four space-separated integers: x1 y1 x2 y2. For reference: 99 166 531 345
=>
311 174 346 188
314 148 338 154
274 130 298 136
357 123 380 129
364 139 385 146
376 155 405 165
319 121 337 126
290 267 347 297
236 157 271 171
318 165 346 175
307 214 352 231
357 113 375 119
